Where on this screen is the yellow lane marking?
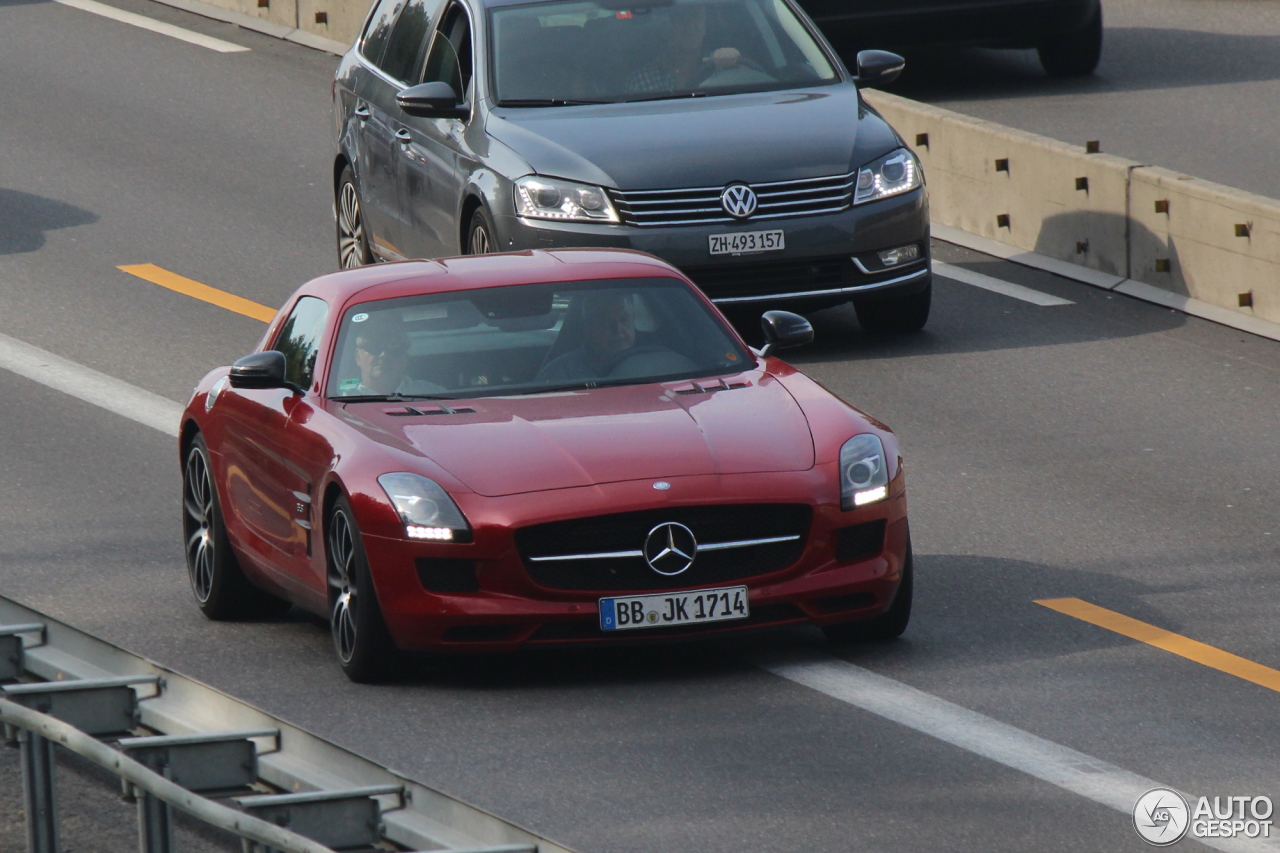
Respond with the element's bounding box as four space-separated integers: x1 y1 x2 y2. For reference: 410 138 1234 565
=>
118 264 274 323
1037 597 1280 693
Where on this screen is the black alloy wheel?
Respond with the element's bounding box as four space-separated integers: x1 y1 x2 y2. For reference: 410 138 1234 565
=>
336 165 371 269
182 435 289 620
466 206 496 255
821 540 913 642
853 279 932 334
327 496 396 682
1037 5 1103 77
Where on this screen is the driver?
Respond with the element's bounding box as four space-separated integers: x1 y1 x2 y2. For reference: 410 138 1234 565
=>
537 291 638 381
625 4 741 94
339 317 447 396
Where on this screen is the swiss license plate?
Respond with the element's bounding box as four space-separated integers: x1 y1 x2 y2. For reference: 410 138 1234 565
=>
709 230 785 256
599 585 749 632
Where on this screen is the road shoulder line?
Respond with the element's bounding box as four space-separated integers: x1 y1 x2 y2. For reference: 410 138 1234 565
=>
0 333 182 437
54 0 250 52
144 0 347 54
932 261 1074 306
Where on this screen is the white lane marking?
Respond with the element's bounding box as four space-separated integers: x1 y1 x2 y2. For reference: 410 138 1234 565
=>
755 651 1280 853
0 333 182 437
934 261 1075 306
53 0 250 52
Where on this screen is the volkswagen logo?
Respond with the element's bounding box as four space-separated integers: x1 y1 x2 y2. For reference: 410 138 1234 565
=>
720 183 758 219
643 522 697 576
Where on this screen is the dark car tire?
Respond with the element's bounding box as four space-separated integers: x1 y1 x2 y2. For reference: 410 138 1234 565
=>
336 165 372 269
327 496 398 683
853 279 931 334
466 206 497 255
1037 5 1103 78
821 543 913 643
182 435 291 620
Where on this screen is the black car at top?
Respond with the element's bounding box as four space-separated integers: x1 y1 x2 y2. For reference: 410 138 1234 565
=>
333 0 933 332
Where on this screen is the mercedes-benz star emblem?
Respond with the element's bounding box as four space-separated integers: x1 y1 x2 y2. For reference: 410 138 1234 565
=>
720 183 758 219
643 522 698 576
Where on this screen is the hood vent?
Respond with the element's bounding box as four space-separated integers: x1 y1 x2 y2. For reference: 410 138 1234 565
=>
674 379 749 396
383 404 476 417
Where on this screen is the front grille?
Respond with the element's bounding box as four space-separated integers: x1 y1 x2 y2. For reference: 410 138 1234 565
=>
611 172 855 227
516 504 811 592
528 603 807 641
835 520 887 563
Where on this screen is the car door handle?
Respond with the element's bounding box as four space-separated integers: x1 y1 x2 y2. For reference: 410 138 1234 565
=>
395 129 412 145
353 105 370 121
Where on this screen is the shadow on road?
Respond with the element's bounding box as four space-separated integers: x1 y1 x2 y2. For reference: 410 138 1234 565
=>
0 188 97 255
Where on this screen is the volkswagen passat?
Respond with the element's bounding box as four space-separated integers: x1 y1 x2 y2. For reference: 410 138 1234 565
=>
180 250 912 681
332 0 932 333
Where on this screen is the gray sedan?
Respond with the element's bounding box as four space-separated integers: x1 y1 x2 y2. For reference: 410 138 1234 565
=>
332 0 932 331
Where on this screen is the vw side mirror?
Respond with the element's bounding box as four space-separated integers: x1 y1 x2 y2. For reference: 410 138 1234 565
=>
229 351 296 392
397 82 468 120
759 310 814 358
855 50 905 89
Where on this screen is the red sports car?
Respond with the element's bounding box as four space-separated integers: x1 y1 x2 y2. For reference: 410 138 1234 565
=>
180 249 911 681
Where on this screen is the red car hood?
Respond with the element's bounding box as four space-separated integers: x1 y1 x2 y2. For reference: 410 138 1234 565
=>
348 375 815 497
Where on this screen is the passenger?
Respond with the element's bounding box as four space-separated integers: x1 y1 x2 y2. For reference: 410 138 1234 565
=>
339 318 447 396
625 4 741 94
538 291 639 381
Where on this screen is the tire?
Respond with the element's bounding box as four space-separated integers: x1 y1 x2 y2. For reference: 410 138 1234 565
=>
182 435 290 620
1037 5 1103 78
821 543 913 643
336 165 372 269
465 206 496 255
853 279 931 334
327 496 397 682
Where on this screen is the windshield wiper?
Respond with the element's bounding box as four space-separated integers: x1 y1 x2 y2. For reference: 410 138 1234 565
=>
496 98 612 107
336 393 456 403
622 91 709 103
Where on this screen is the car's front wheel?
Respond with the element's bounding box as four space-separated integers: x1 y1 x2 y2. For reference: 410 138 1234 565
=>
182 435 290 620
821 542 913 642
336 165 372 269
853 279 931 334
466 206 497 255
327 496 397 682
1037 5 1103 77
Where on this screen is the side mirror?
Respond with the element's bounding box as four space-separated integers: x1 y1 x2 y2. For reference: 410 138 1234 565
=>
397 82 468 120
854 50 905 89
229 351 298 392
759 310 814 358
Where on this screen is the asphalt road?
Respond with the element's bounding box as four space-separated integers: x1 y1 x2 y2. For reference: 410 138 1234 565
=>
1 1 1278 851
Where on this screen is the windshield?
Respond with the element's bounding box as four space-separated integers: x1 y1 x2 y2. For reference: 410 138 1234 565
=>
489 0 839 105
327 277 752 400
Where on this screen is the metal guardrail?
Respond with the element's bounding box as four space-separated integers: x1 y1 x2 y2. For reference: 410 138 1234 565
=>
0 595 570 853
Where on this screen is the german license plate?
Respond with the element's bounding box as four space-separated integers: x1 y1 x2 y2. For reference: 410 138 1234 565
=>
599 585 749 631
709 230 785 256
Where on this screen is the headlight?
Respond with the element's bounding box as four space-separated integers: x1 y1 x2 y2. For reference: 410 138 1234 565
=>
377 473 471 541
853 148 921 205
514 176 620 223
840 434 889 510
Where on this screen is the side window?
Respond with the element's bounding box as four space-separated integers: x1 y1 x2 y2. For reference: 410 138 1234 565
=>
380 0 433 83
274 296 329 391
360 0 404 67
421 5 472 99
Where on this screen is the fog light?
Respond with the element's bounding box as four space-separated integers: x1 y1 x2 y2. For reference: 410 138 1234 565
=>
878 244 920 267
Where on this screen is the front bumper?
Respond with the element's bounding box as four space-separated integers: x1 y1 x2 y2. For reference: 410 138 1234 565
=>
494 187 929 309
360 469 909 652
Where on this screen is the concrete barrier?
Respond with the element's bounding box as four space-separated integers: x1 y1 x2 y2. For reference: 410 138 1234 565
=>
864 88 1280 333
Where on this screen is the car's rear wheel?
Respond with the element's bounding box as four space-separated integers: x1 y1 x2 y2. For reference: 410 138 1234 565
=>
466 206 496 255
182 435 290 620
853 279 931 334
327 496 396 682
1037 5 1103 78
336 165 371 269
821 543 913 642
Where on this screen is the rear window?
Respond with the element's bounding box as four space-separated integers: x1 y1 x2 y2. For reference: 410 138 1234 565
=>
327 278 751 400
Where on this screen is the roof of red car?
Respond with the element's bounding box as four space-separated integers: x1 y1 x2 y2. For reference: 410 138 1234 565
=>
295 249 687 309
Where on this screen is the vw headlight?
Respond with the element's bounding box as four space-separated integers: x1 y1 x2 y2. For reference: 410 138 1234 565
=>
514 176 620 223
377 473 471 541
840 434 889 510
853 148 921 205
